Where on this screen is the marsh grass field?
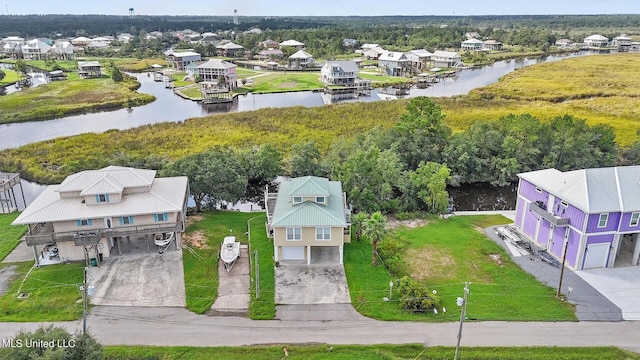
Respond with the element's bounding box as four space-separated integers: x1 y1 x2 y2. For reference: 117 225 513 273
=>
1 54 640 183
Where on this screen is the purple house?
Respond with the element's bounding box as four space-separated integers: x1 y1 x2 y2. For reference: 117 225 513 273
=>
515 166 640 270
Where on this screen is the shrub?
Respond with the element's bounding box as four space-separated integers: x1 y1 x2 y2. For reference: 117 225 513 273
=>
3 325 103 359
377 237 409 277
397 276 441 312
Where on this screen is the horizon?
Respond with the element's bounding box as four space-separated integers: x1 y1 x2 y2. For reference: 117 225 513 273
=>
3 0 640 17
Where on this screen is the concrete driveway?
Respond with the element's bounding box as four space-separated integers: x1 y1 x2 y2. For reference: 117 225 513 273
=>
87 249 186 307
577 266 640 320
275 263 351 304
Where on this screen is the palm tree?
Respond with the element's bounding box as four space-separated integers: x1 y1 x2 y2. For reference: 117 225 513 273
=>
363 211 387 266
351 212 368 242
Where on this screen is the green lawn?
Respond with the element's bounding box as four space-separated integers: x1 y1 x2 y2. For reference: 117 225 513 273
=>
238 72 323 93
0 262 84 321
182 211 257 314
0 72 154 124
178 85 202 99
346 215 577 322
0 68 21 85
0 212 27 262
236 67 266 79
102 345 639 360
247 213 276 319
7 57 167 72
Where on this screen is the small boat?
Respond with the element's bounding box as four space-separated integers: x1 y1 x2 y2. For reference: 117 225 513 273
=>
154 232 175 247
220 231 240 272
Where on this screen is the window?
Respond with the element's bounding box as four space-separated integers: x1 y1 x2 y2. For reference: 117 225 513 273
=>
535 187 542 193
631 212 640 227
77 219 93 227
154 213 169 222
286 227 301 241
560 201 568 208
96 194 110 203
316 227 331 241
316 196 325 204
119 216 134 225
598 213 609 228
292 196 302 204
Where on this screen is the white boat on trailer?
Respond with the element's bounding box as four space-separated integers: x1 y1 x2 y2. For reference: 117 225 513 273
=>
220 232 240 272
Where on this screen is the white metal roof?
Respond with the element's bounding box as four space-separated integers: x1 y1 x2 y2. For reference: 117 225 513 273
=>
518 166 640 213
196 59 236 70
585 34 609 41
323 60 359 73
13 174 188 225
433 50 460 58
280 39 304 47
289 50 313 59
379 51 409 61
57 166 154 194
169 51 201 58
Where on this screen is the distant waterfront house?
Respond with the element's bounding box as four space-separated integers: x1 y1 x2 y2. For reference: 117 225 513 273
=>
1 36 24 58
461 38 484 51
117 33 133 43
406 49 434 71
216 42 244 57
288 49 314 69
321 60 359 86
432 50 461 68
483 40 503 51
195 59 237 89
612 34 633 48
363 46 385 60
166 51 202 70
258 39 280 49
515 166 640 270
77 61 102 78
86 41 110 50
71 36 92 47
22 39 51 60
378 51 412 76
279 39 305 49
343 38 358 47
199 35 219 45
265 176 351 265
361 43 380 51
258 48 284 60
584 34 609 48
50 41 74 60
555 38 575 48
12 166 189 266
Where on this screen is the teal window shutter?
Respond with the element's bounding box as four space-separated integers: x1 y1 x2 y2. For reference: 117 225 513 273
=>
77 220 82 227
119 217 124 225
95 195 100 202
129 216 134 224
88 219 93 226
106 194 110 202
164 213 168 221
154 214 158 222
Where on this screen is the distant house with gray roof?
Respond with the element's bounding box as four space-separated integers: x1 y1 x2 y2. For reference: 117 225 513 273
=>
12 166 189 266
288 49 314 69
515 166 640 270
378 51 411 76
265 176 351 265
320 60 360 86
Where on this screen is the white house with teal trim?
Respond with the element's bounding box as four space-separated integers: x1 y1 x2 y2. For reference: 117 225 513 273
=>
265 176 351 265
13 166 189 266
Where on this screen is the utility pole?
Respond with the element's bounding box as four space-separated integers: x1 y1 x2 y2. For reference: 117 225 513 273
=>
82 267 88 334
454 282 470 360
557 238 569 298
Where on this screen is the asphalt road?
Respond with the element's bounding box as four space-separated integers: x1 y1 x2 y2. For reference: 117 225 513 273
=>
1 306 639 352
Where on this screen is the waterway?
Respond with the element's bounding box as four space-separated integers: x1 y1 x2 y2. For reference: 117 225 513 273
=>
0 52 592 150
0 52 592 211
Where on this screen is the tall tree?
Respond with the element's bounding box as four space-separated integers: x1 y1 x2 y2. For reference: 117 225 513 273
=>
350 212 368 242
363 211 388 266
409 162 452 213
287 141 326 177
161 148 248 212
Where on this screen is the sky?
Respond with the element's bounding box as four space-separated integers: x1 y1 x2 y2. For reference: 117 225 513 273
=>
3 0 640 17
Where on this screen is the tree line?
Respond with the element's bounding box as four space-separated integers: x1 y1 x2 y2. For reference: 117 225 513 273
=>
158 97 617 215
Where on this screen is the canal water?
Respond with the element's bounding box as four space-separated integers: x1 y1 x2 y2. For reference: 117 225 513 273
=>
0 52 592 150
0 52 592 211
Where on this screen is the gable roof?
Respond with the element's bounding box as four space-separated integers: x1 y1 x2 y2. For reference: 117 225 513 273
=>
271 176 346 227
324 60 359 73
216 42 244 50
289 49 313 59
433 50 461 58
168 51 201 58
80 174 125 196
57 166 154 194
462 38 484 44
518 166 640 213
379 51 409 61
280 39 304 47
585 34 608 41
196 59 236 70
408 49 433 58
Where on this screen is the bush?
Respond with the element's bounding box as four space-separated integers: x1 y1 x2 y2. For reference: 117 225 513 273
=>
3 325 103 359
397 276 441 312
377 237 409 277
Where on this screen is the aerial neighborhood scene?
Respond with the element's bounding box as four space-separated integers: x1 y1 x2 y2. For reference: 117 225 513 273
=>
3 0 640 358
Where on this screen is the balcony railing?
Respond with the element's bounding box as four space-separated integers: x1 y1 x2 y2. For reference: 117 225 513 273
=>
25 222 183 246
529 201 570 226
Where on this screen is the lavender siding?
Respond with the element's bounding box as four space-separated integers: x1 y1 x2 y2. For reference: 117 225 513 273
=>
619 212 640 232
523 205 537 237
586 212 621 233
586 233 614 245
550 226 566 257
561 203 586 230
566 229 580 268
537 219 551 246
518 180 549 204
